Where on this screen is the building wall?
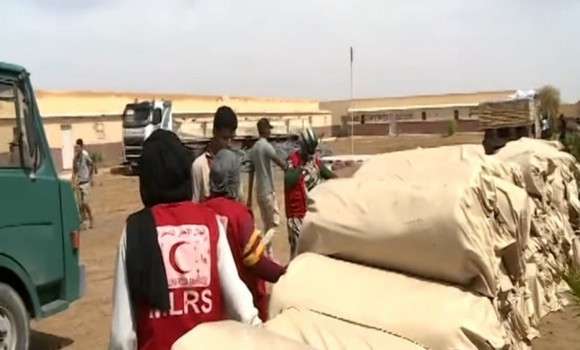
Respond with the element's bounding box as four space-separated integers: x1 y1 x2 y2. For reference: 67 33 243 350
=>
356 106 474 123
345 120 480 136
560 103 580 118
44 117 123 148
321 90 516 129
36 91 321 117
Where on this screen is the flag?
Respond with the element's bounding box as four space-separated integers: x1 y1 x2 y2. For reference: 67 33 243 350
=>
350 46 354 64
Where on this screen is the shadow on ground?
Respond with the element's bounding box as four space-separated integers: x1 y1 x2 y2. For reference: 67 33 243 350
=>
30 330 74 350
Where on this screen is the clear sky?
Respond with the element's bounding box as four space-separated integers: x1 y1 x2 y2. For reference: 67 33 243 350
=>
2 0 579 102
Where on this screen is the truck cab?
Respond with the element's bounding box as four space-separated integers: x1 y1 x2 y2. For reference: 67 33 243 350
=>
122 100 173 171
0 62 84 349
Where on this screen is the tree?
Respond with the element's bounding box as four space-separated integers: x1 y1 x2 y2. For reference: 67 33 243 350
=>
537 85 561 124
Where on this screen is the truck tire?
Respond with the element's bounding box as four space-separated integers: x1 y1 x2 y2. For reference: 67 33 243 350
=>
0 283 29 350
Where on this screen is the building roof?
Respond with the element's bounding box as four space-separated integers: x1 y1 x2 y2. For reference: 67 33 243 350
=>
33 90 323 118
323 90 518 113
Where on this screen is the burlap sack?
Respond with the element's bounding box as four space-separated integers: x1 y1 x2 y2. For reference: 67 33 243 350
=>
496 138 579 209
171 321 313 350
265 308 426 350
301 146 512 296
493 178 535 282
573 236 580 270
270 254 508 350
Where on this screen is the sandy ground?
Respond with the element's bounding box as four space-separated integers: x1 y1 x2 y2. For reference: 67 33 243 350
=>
31 134 580 349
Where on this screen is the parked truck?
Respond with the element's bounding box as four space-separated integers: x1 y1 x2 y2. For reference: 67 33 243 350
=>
122 99 173 172
472 93 539 154
0 62 84 349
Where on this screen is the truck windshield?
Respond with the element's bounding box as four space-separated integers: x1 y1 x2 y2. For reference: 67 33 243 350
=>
122 107 150 128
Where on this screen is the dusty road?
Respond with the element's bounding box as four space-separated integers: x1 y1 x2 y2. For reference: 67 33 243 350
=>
31 135 580 349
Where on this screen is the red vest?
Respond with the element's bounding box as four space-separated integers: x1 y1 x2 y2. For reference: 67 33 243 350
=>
136 202 224 350
285 151 322 218
203 197 269 320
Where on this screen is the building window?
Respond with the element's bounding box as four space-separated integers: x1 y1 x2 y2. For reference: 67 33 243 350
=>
454 110 459 120
94 122 105 140
421 111 427 121
361 115 366 124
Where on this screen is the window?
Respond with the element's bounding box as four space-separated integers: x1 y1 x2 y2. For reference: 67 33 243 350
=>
0 82 37 169
421 111 427 121
454 110 459 120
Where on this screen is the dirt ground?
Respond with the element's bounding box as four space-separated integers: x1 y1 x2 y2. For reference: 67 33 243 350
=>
31 134 580 349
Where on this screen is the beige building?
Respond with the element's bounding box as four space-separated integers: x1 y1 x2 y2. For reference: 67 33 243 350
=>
560 102 580 119
320 90 518 135
31 90 331 170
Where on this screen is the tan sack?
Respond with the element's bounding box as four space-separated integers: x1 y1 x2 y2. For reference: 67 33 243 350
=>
301 146 508 296
265 307 427 350
496 138 579 204
171 320 313 350
573 236 580 270
270 254 508 350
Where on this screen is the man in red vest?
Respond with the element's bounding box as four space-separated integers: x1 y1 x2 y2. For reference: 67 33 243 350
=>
204 148 286 321
285 128 336 259
109 130 260 350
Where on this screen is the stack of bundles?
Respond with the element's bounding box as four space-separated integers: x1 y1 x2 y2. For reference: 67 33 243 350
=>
171 321 313 350
268 254 509 350
265 307 427 350
495 138 580 322
285 145 548 349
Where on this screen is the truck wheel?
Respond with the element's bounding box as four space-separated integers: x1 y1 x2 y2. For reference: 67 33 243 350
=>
0 283 29 350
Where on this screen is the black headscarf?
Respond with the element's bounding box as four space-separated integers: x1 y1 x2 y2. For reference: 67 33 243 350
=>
139 129 193 206
125 129 193 312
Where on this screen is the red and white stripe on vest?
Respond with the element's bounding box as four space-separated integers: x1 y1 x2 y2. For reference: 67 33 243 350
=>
136 202 224 350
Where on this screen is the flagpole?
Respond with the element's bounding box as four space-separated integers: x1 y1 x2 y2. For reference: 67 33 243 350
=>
350 46 354 155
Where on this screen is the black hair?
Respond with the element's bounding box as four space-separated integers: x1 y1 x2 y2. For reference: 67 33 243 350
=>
76 139 84 147
213 106 238 132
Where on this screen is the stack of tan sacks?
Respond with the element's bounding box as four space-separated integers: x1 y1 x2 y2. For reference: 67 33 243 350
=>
171 321 314 350
271 139 579 350
173 139 578 350
495 139 580 323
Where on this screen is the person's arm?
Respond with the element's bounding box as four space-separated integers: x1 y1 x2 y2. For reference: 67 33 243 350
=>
238 215 285 283
86 153 95 183
266 143 287 171
109 230 137 350
316 156 337 180
283 154 301 189
216 217 262 325
320 164 337 180
243 229 285 283
247 170 254 208
191 158 203 202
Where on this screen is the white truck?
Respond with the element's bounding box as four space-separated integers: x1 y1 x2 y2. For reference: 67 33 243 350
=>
121 100 173 172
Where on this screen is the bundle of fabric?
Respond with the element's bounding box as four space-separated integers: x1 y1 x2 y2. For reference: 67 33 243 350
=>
265 308 427 350
298 144 554 347
270 254 509 350
301 145 530 298
494 138 580 322
496 138 580 217
171 321 313 350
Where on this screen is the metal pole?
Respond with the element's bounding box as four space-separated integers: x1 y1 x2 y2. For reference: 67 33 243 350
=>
350 46 354 155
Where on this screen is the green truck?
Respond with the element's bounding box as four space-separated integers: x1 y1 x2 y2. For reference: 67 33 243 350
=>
0 62 84 349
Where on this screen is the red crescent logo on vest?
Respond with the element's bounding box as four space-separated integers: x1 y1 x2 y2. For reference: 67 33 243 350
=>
169 241 190 274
